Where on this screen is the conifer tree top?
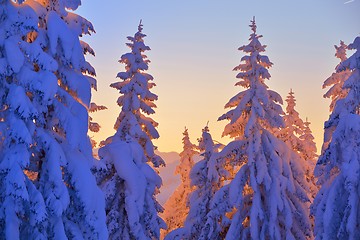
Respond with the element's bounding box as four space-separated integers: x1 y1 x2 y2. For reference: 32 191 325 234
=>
285 89 296 112
321 40 352 152
302 118 316 144
323 40 350 100
108 21 163 167
198 125 214 154
219 18 283 139
284 89 303 130
111 20 157 136
182 127 192 150
176 127 197 180
335 40 348 62
179 127 198 157
250 17 257 34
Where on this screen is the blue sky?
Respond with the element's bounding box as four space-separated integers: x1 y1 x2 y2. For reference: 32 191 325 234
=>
78 0 360 152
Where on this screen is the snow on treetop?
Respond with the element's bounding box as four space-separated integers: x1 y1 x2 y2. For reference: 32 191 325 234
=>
339 36 360 71
250 17 257 33
285 89 297 113
219 18 283 139
335 40 348 61
239 18 267 54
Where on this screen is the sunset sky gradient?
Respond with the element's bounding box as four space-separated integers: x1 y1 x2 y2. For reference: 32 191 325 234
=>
78 0 360 153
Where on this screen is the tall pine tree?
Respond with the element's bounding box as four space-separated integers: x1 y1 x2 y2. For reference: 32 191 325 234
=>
161 128 198 237
96 21 166 240
198 138 247 240
279 90 317 201
0 1 48 238
166 126 222 240
314 36 360 239
217 18 312 239
278 90 305 151
27 0 107 238
300 118 318 165
0 0 107 238
108 20 163 167
322 40 352 152
299 118 318 201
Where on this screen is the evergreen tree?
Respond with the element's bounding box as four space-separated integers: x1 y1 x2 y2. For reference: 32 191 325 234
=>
278 90 305 151
217 18 312 239
299 118 318 200
166 126 222 240
161 128 198 237
322 41 352 152
0 0 107 238
96 21 166 240
300 118 318 164
313 36 360 239
0 1 48 238
279 90 317 201
198 139 247 240
109 20 164 168
26 0 107 238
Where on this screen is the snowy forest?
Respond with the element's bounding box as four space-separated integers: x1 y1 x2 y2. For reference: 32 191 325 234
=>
0 0 359 239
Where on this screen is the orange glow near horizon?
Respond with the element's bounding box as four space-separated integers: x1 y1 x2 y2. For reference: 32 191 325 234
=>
81 0 359 155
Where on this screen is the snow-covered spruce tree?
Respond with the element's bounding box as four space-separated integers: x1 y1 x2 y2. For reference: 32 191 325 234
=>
109 20 164 167
278 89 305 151
300 118 318 166
165 126 223 240
322 40 352 152
278 90 317 200
217 18 312 239
161 127 198 237
7 0 106 238
96 21 166 240
198 139 248 240
0 1 49 238
313 36 360 240
299 118 318 200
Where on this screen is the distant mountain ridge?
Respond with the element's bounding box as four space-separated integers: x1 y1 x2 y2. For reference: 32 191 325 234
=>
155 151 181 205
93 149 188 205
156 151 202 205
